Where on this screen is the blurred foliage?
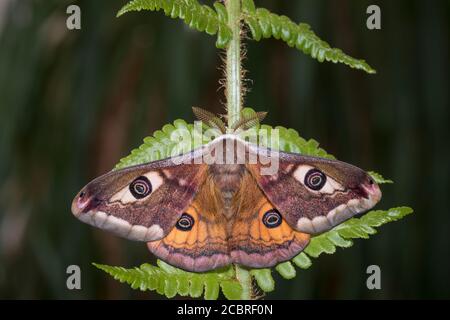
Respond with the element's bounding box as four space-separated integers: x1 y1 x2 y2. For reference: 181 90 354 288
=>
0 0 449 299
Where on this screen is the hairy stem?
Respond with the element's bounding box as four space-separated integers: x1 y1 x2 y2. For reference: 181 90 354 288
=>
225 0 242 129
224 0 255 300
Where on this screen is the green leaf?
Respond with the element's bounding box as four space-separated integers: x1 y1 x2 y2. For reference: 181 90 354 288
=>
250 269 275 292
369 171 394 184
241 0 256 14
292 253 312 269
204 277 220 300
96 108 412 299
93 262 240 300
117 0 232 49
189 276 204 298
114 113 339 170
327 230 353 248
241 0 376 74
304 236 337 258
275 262 296 279
220 280 243 300
234 265 252 300
305 207 413 259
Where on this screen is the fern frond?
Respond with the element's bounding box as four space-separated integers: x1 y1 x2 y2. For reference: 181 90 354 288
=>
98 108 412 299
94 207 412 298
241 0 376 74
114 118 210 170
93 260 243 300
304 206 413 258
247 206 413 288
369 171 394 184
117 0 232 48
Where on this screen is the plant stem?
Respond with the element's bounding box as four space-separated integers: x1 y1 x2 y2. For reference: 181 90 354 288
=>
224 1 255 300
225 0 242 129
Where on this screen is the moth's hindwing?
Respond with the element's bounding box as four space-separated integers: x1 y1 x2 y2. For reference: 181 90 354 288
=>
147 171 311 272
147 176 231 272
229 172 311 268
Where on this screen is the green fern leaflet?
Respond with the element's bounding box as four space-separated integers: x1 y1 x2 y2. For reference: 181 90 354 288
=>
117 0 232 48
117 0 375 73
241 0 375 73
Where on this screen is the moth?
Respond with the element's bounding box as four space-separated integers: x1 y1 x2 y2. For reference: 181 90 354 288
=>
71 113 381 272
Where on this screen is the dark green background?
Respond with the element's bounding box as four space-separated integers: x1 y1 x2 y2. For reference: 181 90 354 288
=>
0 0 449 299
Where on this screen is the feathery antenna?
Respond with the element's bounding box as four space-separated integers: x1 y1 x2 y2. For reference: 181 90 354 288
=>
192 107 227 133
